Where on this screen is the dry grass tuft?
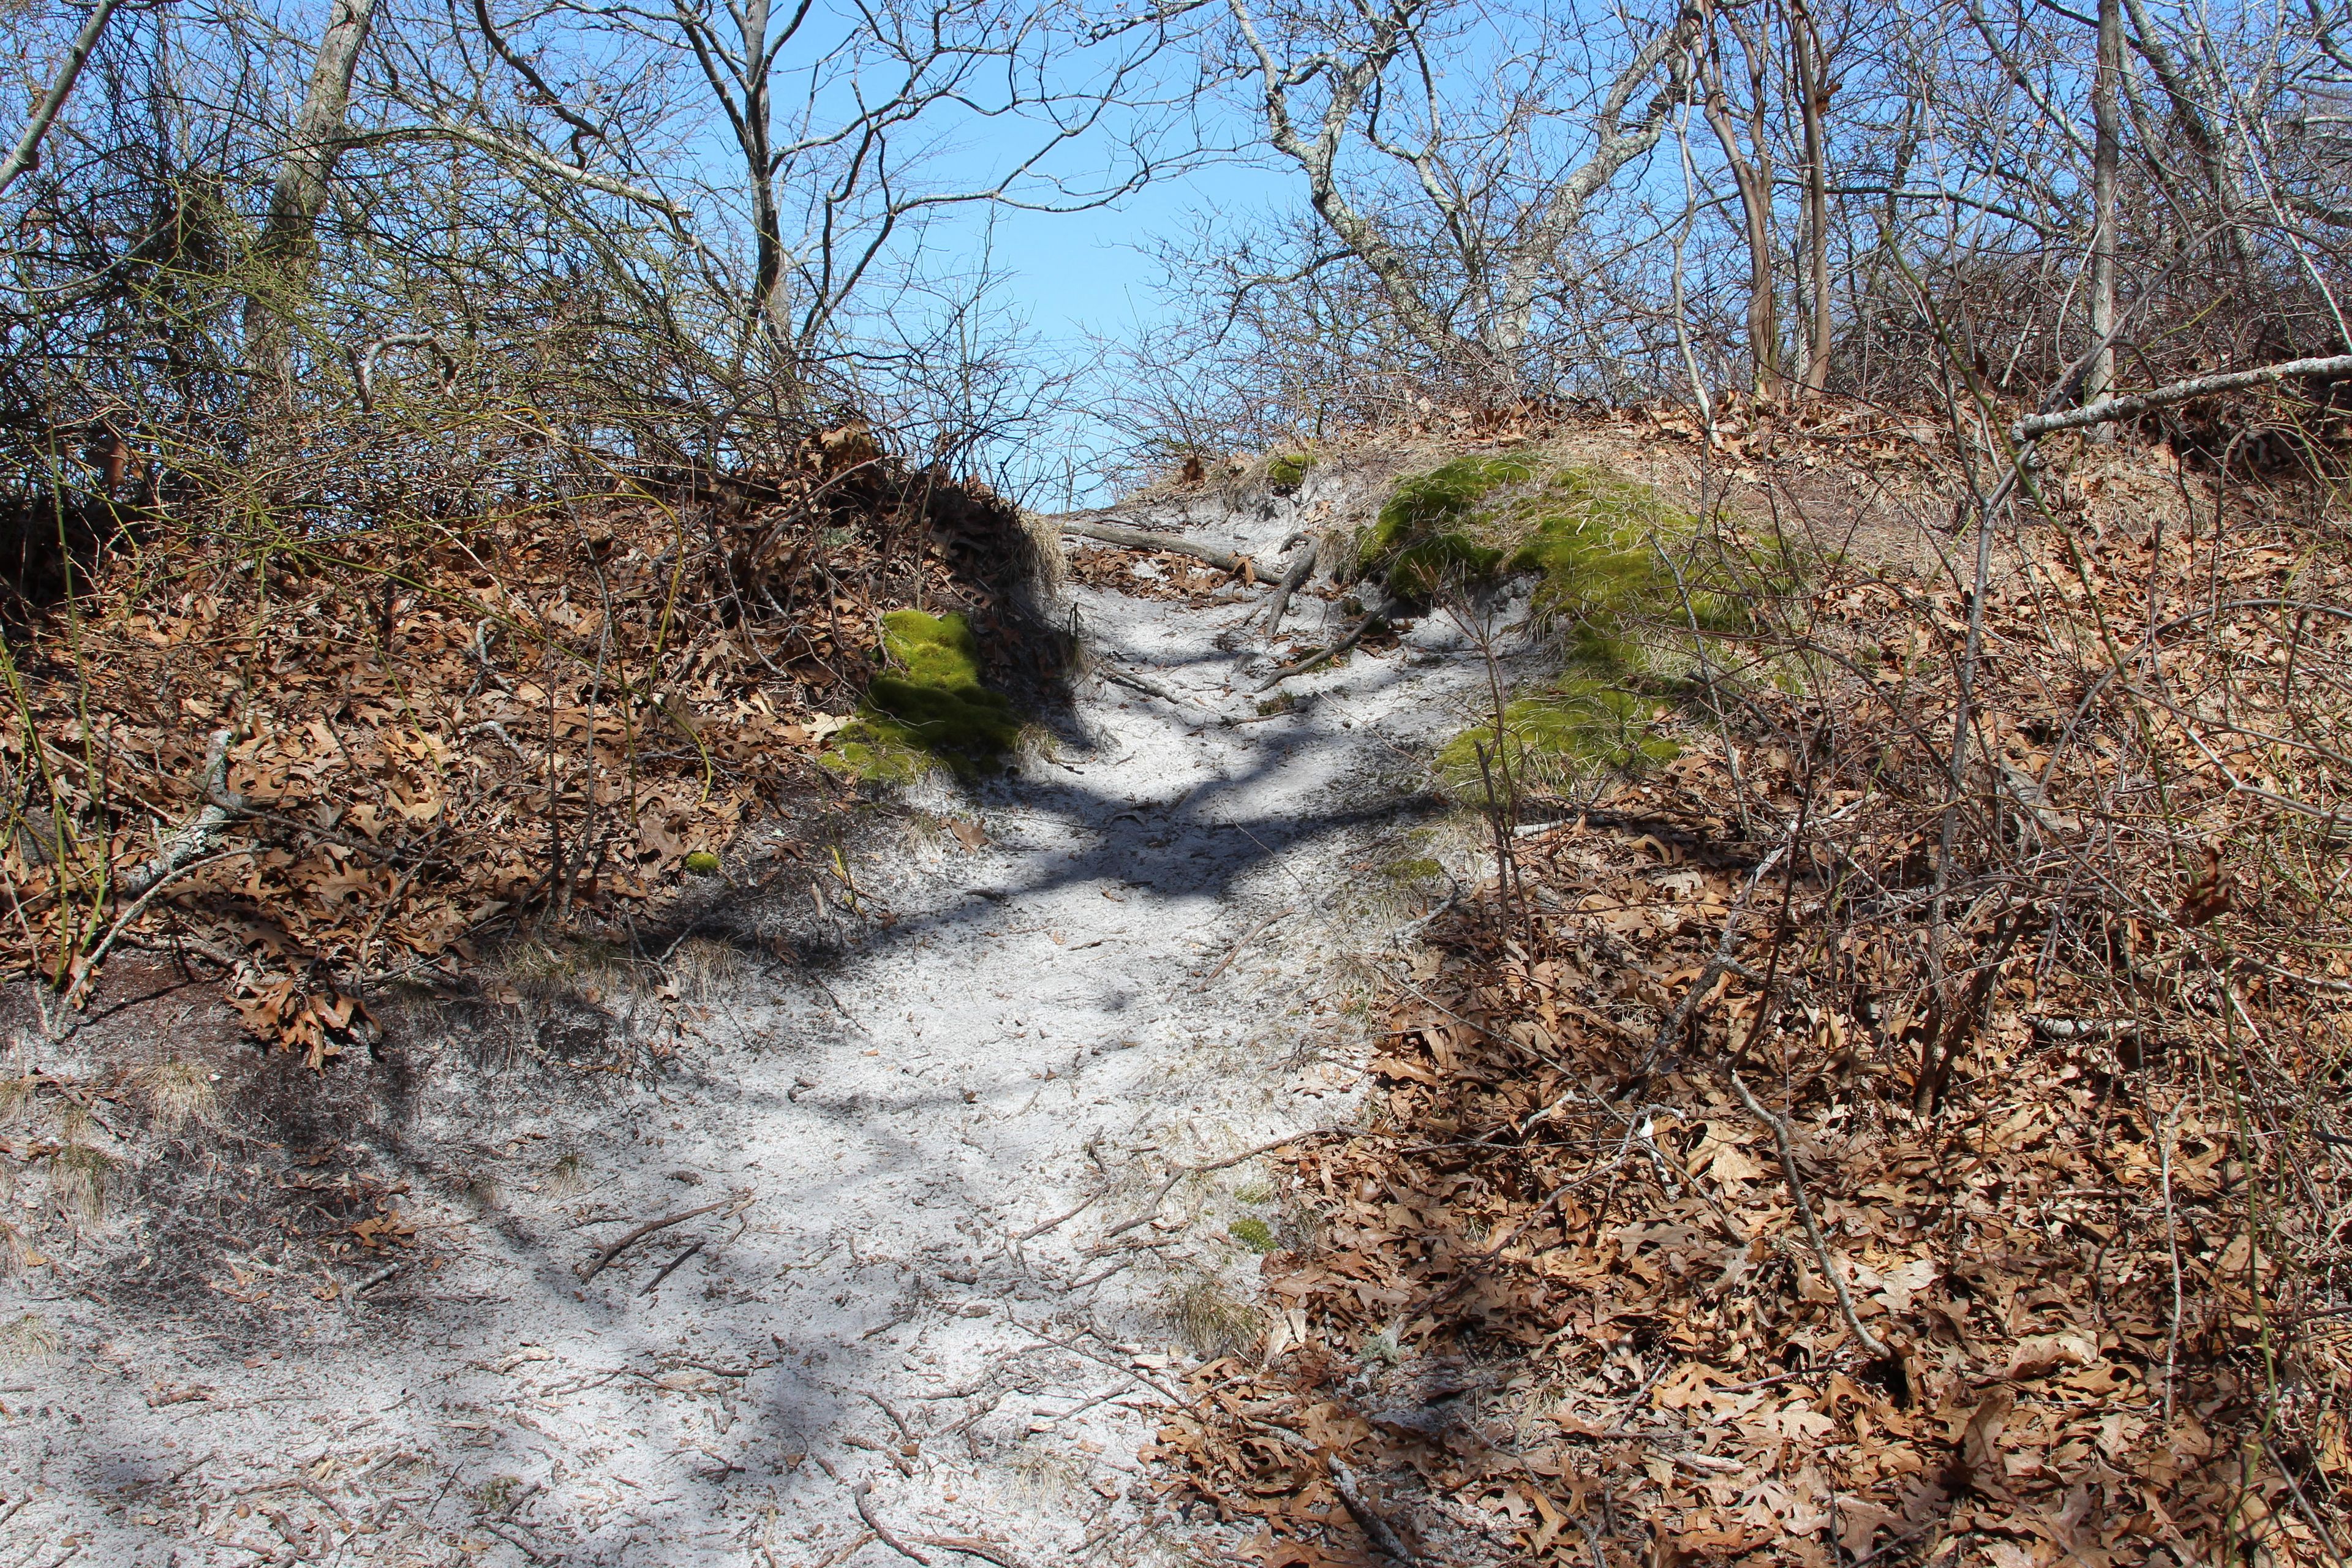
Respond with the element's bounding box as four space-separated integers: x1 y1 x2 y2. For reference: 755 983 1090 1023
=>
542 1151 587 1196
49 1144 111 1222
1168 1275 1262 1361
666 936 744 1006
0 1313 59 1361
501 938 632 1003
136 1060 219 1132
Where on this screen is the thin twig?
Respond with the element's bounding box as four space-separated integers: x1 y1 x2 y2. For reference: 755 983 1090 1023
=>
861 1390 913 1439
2263 1432 2352 1568
1012 1191 1102 1242
576 1196 737 1281
852 1481 930 1565
70 848 253 1003
812 1533 880 1568
1728 1071 1887 1358
637 1238 704 1297
1191 907 1296 992
2161 1104 2182 1424
1634 843 1789 1080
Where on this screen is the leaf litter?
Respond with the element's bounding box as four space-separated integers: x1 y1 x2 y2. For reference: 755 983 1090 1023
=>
0 431 1052 1057
1147 416 2352 1568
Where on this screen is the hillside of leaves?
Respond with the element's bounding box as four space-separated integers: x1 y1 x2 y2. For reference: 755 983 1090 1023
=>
0 427 1055 1060
1151 415 2352 1567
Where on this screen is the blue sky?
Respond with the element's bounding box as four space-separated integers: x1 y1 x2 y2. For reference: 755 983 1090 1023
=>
919 151 1300 500
976 123 1299 325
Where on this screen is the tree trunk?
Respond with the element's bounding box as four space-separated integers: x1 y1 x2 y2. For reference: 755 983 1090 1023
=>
246 0 380 388
738 0 790 344
1792 0 1834 399
2087 0 2122 431
1704 19 1784 401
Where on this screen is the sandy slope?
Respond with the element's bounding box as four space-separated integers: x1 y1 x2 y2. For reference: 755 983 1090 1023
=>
0 468 1530 1566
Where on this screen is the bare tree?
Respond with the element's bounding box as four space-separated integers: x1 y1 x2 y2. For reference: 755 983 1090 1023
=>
376 0 1202 390
2089 0 2121 412
1222 0 1702 388
1700 0 1782 396
246 0 382 381
1789 0 1834 395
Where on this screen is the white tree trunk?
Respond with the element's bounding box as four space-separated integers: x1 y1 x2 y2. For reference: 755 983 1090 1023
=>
247 0 380 381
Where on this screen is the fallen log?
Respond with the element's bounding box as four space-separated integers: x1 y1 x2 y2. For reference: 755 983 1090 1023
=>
1057 515 1252 576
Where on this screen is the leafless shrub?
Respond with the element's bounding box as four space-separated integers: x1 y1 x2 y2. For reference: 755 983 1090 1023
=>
1643 396 2352 1545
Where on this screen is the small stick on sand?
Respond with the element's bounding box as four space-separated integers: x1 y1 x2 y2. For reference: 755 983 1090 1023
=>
637 1238 705 1297
577 1197 735 1282
911 1534 1027 1568
853 1480 931 1564
1191 907 1296 992
1258 616 1385 690
1098 1131 1326 1240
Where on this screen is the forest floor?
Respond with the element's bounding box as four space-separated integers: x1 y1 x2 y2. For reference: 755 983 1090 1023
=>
0 458 1529 1566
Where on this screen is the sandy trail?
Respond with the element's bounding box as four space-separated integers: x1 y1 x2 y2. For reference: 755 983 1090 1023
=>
1 475 1521 1566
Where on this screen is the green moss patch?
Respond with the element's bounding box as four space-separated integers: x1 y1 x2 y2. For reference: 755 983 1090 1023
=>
1355 454 1537 600
1353 454 1735 795
1382 856 1444 886
1227 1217 1278 1253
1357 455 1711 622
1266 451 1316 489
1439 679 1681 797
823 610 1020 782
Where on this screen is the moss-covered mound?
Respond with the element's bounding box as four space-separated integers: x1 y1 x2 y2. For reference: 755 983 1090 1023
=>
1354 454 1732 796
1502 466 1725 669
1356 455 1709 620
1355 454 1537 600
824 610 1020 782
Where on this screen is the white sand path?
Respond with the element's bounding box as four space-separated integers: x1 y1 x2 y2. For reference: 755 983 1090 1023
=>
1 470 1531 1567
